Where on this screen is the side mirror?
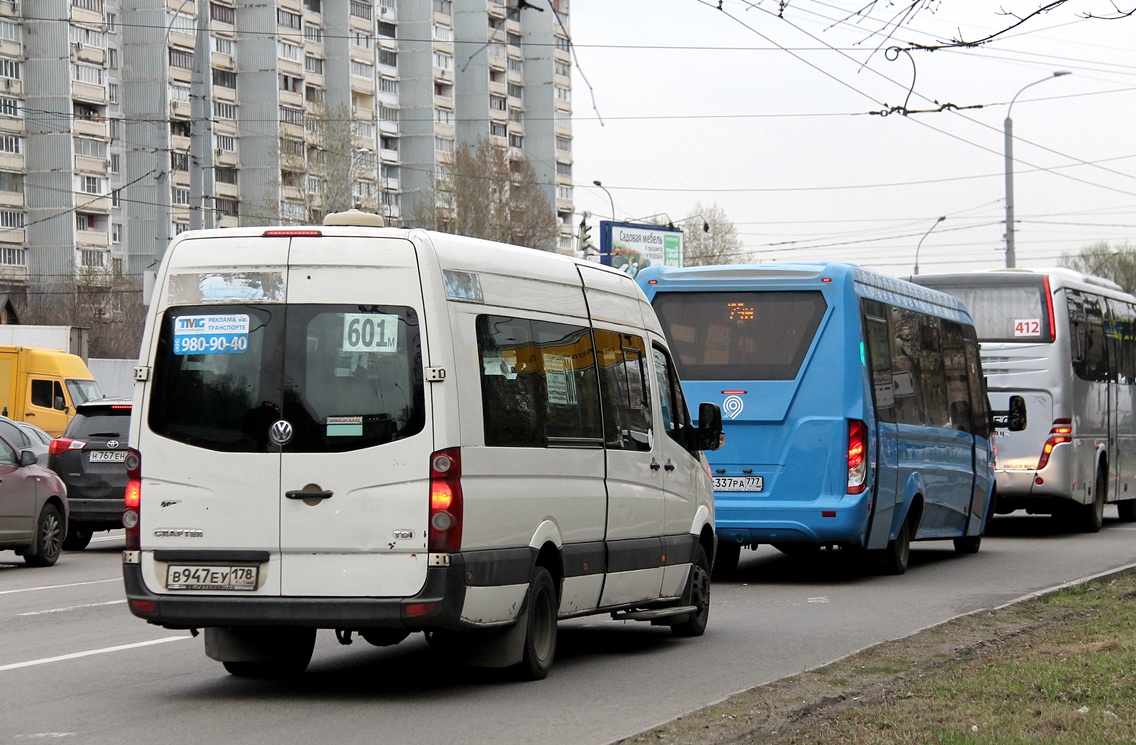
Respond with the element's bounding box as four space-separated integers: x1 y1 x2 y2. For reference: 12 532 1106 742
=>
991 395 1027 432
696 402 724 451
18 449 36 467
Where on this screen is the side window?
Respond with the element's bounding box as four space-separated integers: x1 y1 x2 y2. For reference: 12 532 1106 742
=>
652 346 695 453
1068 291 1110 382
594 329 652 452
0 437 16 466
30 379 52 408
862 300 896 423
963 331 991 439
889 307 925 425
1108 299 1136 384
53 381 67 410
0 418 29 448
942 322 973 433
476 315 602 448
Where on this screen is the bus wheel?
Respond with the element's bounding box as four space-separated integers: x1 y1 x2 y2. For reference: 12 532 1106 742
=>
1118 500 1136 523
1080 467 1106 533
712 542 741 580
878 519 910 575
953 535 981 555
515 565 557 681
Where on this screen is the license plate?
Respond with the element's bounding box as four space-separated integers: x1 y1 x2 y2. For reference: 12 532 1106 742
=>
713 476 764 492
89 450 127 462
166 564 259 591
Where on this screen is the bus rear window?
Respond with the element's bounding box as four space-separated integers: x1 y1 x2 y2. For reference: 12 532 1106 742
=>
912 276 1051 343
652 291 827 381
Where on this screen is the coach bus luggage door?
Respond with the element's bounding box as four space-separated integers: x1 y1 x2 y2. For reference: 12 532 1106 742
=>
864 312 900 550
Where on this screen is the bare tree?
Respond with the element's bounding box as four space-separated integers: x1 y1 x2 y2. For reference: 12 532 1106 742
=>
411 138 558 251
680 203 745 266
20 270 147 359
1062 241 1136 295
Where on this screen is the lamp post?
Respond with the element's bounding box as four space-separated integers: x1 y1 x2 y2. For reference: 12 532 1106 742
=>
1004 71 1071 268
593 180 616 221
913 216 946 275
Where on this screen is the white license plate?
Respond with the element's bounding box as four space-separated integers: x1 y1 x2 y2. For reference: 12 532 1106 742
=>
89 450 127 462
713 476 764 492
166 564 259 591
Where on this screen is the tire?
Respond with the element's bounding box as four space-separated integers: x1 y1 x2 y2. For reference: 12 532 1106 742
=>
63 524 93 551
1117 499 1136 523
671 543 711 638
1079 466 1106 533
953 535 982 555
515 565 557 681
878 518 910 576
711 541 740 580
24 503 64 568
221 627 316 678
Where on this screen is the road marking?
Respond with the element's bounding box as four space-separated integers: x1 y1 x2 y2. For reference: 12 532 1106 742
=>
0 578 119 596
18 599 127 617
0 637 189 672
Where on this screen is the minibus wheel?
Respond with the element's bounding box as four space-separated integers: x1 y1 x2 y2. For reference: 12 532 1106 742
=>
953 535 981 555
516 565 557 680
671 543 710 638
878 519 910 575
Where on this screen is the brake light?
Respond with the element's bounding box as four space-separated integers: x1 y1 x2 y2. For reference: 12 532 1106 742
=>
1037 419 1072 470
262 229 322 237
48 438 86 456
1043 276 1056 343
847 419 869 494
428 448 463 553
123 449 141 551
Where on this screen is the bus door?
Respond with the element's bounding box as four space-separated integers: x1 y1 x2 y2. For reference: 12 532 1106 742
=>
963 338 993 534
863 307 900 550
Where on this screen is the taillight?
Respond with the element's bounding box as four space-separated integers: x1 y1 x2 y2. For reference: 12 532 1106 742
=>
123 448 141 551
847 419 869 494
428 448 463 553
1037 419 1072 470
48 437 86 456
1043 276 1056 343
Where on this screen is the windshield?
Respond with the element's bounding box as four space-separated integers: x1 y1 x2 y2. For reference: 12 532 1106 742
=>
912 275 1051 343
66 379 104 405
652 291 827 381
148 304 425 453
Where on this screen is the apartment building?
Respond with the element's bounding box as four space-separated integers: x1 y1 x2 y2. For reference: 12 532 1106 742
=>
0 0 573 308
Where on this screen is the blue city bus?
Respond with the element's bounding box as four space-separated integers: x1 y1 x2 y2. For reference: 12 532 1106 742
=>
637 263 1023 576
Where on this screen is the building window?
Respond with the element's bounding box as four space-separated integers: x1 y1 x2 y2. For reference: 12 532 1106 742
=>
277 9 301 29
435 108 453 124
210 2 235 24
110 153 120 173
432 23 453 42
0 96 18 117
556 161 571 177
212 69 237 89
81 250 108 269
169 49 192 69
305 55 324 75
109 83 119 103
509 107 524 123
379 77 397 95
378 22 396 38
215 198 239 217
305 85 324 104
380 136 399 152
277 41 301 61
171 187 190 205
349 1 372 20
166 12 194 37
304 23 323 43
490 122 506 138
214 134 236 152
279 106 303 125
433 52 453 71
80 175 104 195
434 137 453 154
555 60 571 77
0 58 21 80
111 189 120 208
509 133 523 149
213 36 234 56
0 135 19 154
73 137 105 157
379 49 397 67
350 31 373 49
508 57 522 73
69 25 104 47
433 0 452 14
215 167 238 185
0 210 25 228
213 100 236 120
555 85 570 102
280 73 302 93
351 60 373 78
507 82 522 98
490 95 506 111
507 32 521 47
380 105 398 122
557 185 572 201
112 223 122 243
555 35 569 52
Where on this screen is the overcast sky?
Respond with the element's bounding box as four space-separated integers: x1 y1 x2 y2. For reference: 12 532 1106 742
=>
566 0 1136 277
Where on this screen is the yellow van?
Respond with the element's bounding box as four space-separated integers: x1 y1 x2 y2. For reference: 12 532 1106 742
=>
0 346 104 436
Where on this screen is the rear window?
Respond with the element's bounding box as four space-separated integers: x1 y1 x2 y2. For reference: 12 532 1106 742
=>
67 408 131 438
148 304 425 453
912 276 1051 343
651 291 827 381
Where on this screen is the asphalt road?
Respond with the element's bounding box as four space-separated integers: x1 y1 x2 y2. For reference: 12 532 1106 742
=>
3 512 1135 745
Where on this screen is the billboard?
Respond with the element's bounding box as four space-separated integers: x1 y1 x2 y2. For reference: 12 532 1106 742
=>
599 221 683 277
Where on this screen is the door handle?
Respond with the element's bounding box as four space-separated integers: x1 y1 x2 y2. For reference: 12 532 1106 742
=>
650 460 662 471
664 460 676 472
285 489 333 500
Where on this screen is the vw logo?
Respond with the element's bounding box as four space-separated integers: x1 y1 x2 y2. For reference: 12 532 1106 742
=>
106 440 120 449
269 419 294 446
722 395 744 420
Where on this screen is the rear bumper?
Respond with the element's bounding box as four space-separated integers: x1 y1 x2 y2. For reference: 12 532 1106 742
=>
715 492 871 546
123 557 471 631
67 497 124 525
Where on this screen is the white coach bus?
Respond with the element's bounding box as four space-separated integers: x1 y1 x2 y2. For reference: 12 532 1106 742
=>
913 268 1136 532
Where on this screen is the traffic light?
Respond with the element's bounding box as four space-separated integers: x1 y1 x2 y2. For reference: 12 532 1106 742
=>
577 220 594 255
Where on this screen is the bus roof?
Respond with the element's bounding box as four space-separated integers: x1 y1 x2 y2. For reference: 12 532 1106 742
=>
638 262 970 323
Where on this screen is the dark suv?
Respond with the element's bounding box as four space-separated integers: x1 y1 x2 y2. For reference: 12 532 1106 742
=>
48 398 131 550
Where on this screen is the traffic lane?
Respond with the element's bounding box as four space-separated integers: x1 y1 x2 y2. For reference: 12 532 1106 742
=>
3 518 1136 745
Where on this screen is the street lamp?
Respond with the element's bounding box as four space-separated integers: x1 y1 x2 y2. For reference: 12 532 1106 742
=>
1004 71 1071 268
913 216 946 275
593 180 615 221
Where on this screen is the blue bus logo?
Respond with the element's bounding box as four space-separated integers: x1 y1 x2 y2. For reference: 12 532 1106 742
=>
722 395 744 420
